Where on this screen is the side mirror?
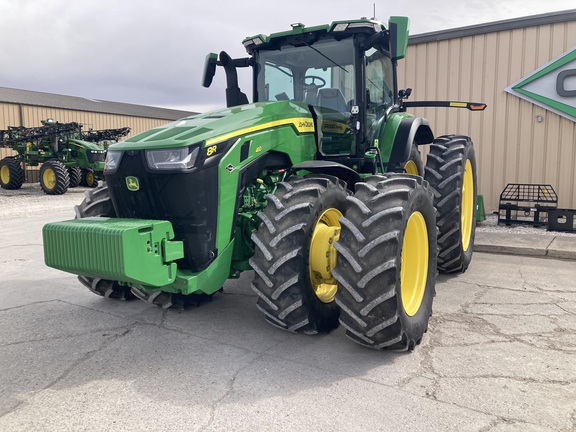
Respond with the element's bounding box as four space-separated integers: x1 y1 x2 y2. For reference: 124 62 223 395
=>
399 88 412 100
202 53 218 88
389 16 409 61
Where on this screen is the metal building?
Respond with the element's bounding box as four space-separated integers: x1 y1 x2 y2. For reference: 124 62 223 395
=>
3 10 575 211
398 9 576 211
0 87 195 178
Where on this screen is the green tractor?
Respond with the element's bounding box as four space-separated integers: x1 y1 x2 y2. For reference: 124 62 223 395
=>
43 17 485 350
0 120 130 194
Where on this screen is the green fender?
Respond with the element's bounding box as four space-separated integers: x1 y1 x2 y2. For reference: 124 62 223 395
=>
373 112 434 171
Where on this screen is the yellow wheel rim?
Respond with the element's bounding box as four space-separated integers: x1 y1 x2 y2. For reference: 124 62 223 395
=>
42 167 56 190
1 165 10 184
309 208 342 303
401 211 429 317
404 160 419 175
461 159 474 252
86 171 95 186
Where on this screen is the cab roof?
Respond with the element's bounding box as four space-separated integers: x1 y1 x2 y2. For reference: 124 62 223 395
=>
242 18 386 52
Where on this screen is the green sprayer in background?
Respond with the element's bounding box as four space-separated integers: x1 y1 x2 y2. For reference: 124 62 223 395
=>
0 120 129 193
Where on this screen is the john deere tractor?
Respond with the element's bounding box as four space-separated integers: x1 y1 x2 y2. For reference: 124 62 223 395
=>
43 17 485 350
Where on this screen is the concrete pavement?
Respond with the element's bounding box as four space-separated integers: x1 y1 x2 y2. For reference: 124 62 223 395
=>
1 210 575 431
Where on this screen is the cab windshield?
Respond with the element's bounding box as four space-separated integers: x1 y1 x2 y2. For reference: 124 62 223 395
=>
256 38 356 155
255 38 356 114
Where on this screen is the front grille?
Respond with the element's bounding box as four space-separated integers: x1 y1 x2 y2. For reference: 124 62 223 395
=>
87 151 106 163
105 151 219 272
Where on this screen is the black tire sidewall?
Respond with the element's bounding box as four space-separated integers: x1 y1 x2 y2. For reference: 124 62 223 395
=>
75 183 133 300
396 184 437 344
333 174 437 350
86 171 97 187
408 144 425 176
0 157 24 189
0 159 9 188
250 175 349 334
425 135 477 273
68 167 82 188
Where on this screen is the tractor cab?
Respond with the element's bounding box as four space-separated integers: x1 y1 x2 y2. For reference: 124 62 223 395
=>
203 17 410 173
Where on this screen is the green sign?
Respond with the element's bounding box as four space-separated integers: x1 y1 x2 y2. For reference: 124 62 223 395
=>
505 47 576 122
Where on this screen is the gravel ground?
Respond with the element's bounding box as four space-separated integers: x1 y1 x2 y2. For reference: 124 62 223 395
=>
1 183 574 237
477 213 575 237
0 183 88 220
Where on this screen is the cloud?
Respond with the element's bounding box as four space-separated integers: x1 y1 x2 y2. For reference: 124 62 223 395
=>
0 0 574 112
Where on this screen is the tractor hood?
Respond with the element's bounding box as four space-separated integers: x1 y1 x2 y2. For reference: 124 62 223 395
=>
67 139 106 151
111 101 314 150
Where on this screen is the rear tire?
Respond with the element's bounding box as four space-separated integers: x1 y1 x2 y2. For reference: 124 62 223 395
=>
68 167 82 188
74 183 135 300
333 174 437 351
250 175 349 334
0 157 24 190
424 135 477 273
40 160 69 195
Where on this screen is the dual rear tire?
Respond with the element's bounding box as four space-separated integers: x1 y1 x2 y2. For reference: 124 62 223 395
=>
251 135 477 349
250 174 437 350
333 175 437 351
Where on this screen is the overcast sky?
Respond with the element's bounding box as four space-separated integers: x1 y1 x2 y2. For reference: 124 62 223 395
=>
0 0 574 113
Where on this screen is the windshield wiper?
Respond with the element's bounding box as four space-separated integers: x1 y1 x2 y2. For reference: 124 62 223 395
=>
265 61 294 78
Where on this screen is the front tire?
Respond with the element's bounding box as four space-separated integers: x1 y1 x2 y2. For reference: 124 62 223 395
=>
333 174 437 351
81 169 98 187
250 175 349 334
425 135 477 273
40 160 69 195
74 183 214 307
74 183 135 300
0 157 24 190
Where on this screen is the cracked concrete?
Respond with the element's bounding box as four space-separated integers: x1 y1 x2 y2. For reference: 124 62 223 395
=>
1 209 575 431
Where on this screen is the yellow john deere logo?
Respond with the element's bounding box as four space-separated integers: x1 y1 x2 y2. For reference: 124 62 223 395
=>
126 176 140 191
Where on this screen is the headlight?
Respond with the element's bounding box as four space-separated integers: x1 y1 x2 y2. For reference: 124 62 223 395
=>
145 146 199 170
104 150 123 173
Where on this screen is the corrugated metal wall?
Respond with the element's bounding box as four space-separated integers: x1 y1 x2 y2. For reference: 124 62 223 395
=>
0 103 172 161
398 20 576 211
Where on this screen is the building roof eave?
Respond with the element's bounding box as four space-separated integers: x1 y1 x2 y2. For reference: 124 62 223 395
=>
409 9 576 45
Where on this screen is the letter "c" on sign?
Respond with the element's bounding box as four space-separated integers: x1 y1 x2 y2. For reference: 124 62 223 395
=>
556 69 576 97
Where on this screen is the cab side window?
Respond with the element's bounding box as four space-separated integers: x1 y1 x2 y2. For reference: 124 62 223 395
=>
365 48 394 141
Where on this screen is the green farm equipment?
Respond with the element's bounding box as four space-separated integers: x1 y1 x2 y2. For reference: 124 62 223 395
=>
43 17 485 350
0 120 130 194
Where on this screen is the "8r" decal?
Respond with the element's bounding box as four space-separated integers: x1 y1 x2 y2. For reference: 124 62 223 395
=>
206 145 218 156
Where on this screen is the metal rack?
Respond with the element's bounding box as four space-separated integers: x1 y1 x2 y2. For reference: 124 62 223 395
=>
498 183 558 226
